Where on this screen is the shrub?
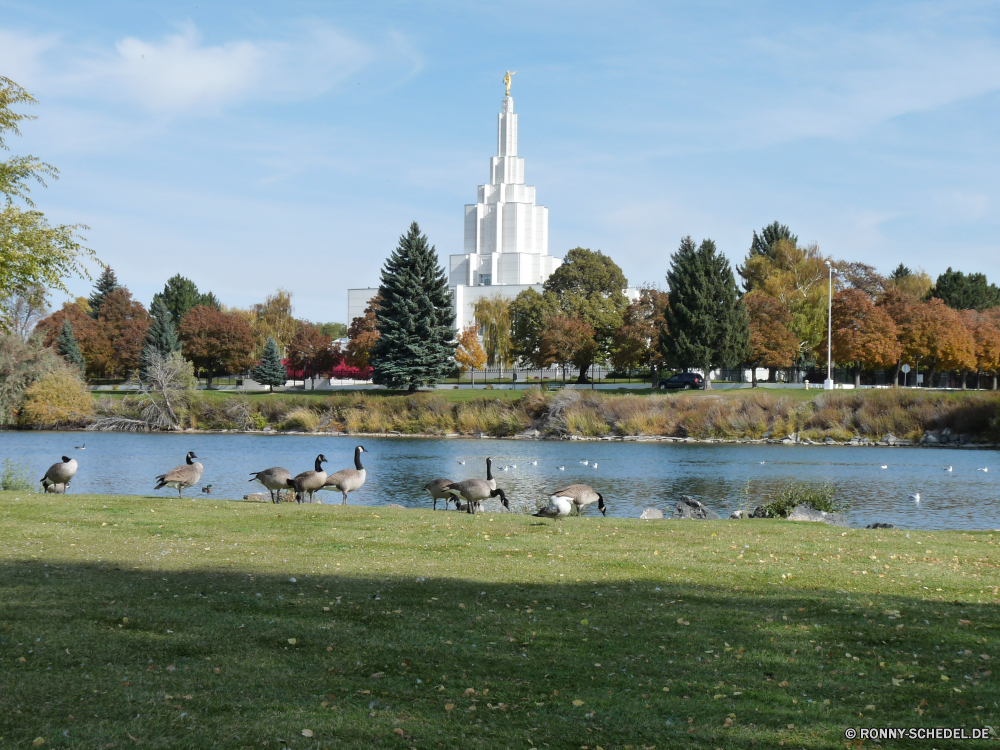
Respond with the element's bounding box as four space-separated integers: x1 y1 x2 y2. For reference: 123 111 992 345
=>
20 369 94 427
0 458 35 491
756 481 839 518
281 408 319 432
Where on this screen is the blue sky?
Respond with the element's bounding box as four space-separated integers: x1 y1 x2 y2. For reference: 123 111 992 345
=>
3 1 1000 323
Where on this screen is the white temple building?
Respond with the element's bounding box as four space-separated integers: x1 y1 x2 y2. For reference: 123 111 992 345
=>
348 90 561 331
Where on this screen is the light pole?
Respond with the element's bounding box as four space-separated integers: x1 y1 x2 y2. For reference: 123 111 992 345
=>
824 260 834 390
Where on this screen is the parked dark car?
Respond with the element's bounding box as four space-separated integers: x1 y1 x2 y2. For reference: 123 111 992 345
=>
658 372 705 390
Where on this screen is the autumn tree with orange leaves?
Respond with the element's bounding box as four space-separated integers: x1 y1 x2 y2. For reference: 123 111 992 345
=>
178 305 255 388
611 288 669 380
961 309 1000 390
744 291 799 388
346 295 381 374
822 289 901 387
890 298 975 388
454 324 487 384
285 322 341 380
539 316 598 377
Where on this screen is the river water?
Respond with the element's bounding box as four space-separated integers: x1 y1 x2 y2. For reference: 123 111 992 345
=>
2 432 997 530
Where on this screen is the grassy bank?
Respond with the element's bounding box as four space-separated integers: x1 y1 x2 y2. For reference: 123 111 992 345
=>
1 492 997 749
85 387 1000 443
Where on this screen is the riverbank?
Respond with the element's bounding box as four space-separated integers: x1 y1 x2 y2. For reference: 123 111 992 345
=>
1 492 996 748
71 388 1000 444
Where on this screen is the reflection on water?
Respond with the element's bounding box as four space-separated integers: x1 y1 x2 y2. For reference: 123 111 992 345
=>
2 432 997 530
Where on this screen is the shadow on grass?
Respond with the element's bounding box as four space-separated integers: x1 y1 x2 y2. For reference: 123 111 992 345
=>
2 561 996 749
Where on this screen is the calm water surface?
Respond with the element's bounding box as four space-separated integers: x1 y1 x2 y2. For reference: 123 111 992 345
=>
2 432 998 530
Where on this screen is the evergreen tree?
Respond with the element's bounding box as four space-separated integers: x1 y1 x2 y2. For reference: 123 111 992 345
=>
662 236 749 390
153 275 202 324
141 298 180 380
890 263 913 282
198 291 222 310
56 318 86 374
932 267 1000 311
88 266 120 318
739 221 797 291
371 222 456 391
252 336 287 392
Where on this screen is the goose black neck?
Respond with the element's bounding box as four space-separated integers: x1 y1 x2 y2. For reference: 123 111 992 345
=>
314 456 324 472
354 447 364 470
186 454 194 465
486 459 493 481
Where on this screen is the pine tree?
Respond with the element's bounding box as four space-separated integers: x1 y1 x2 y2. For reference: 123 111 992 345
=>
662 236 749 390
141 298 180 380
56 319 86 374
252 337 287 392
371 222 456 391
153 275 202 325
88 266 120 318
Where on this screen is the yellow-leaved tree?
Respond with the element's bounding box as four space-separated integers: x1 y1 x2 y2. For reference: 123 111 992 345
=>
454 324 486 385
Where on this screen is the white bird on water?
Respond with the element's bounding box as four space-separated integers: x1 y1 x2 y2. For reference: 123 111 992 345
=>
580 460 589 466
457 461 466 465
977 467 989 472
530 460 538 466
944 466 953 472
591 462 598 469
758 461 766 465
558 466 565 471
880 465 888 470
910 492 921 502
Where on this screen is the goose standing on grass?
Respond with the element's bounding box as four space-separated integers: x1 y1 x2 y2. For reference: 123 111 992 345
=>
443 478 509 515
154 452 203 498
533 495 572 524
41 456 78 493
320 446 367 505
550 484 607 516
287 454 327 504
249 467 293 503
424 477 456 510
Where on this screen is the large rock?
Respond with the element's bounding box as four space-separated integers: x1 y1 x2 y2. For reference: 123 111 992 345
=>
671 495 720 520
787 502 848 527
639 507 664 520
749 506 770 518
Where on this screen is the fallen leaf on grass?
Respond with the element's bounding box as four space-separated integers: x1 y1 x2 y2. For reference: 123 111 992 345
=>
445 704 455 712
572 700 584 706
301 728 313 737
32 739 44 747
287 639 297 645
779 681 788 687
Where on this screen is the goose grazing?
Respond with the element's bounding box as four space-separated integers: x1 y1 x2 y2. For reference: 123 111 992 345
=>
320 446 367 505
909 492 921 502
249 467 293 504
154 452 203 498
550 484 607 516
533 495 572 523
41 456 78 493
44 482 67 494
287 454 328 504
443 478 509 515
424 477 456 510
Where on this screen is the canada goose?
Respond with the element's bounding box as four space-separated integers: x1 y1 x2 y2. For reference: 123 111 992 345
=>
320 446 367 505
154 452 203 498
550 484 607 516
444 479 509 514
424 478 456 510
201 484 213 494
44 482 67 494
287 454 328 504
533 495 572 523
910 492 921 502
249 467 293 503
41 456 78 492
485 457 496 490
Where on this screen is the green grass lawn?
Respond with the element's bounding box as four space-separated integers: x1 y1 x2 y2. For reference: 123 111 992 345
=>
1 493 997 749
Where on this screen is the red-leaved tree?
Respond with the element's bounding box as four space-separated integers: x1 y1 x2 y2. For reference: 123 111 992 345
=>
178 306 256 387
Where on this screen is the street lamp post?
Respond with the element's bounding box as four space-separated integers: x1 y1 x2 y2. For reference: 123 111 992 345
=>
824 260 834 390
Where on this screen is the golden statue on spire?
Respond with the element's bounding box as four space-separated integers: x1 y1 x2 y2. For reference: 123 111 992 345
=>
503 70 516 96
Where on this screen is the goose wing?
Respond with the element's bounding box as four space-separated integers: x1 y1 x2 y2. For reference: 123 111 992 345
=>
552 484 594 501
424 478 454 494
156 462 202 486
324 468 364 491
